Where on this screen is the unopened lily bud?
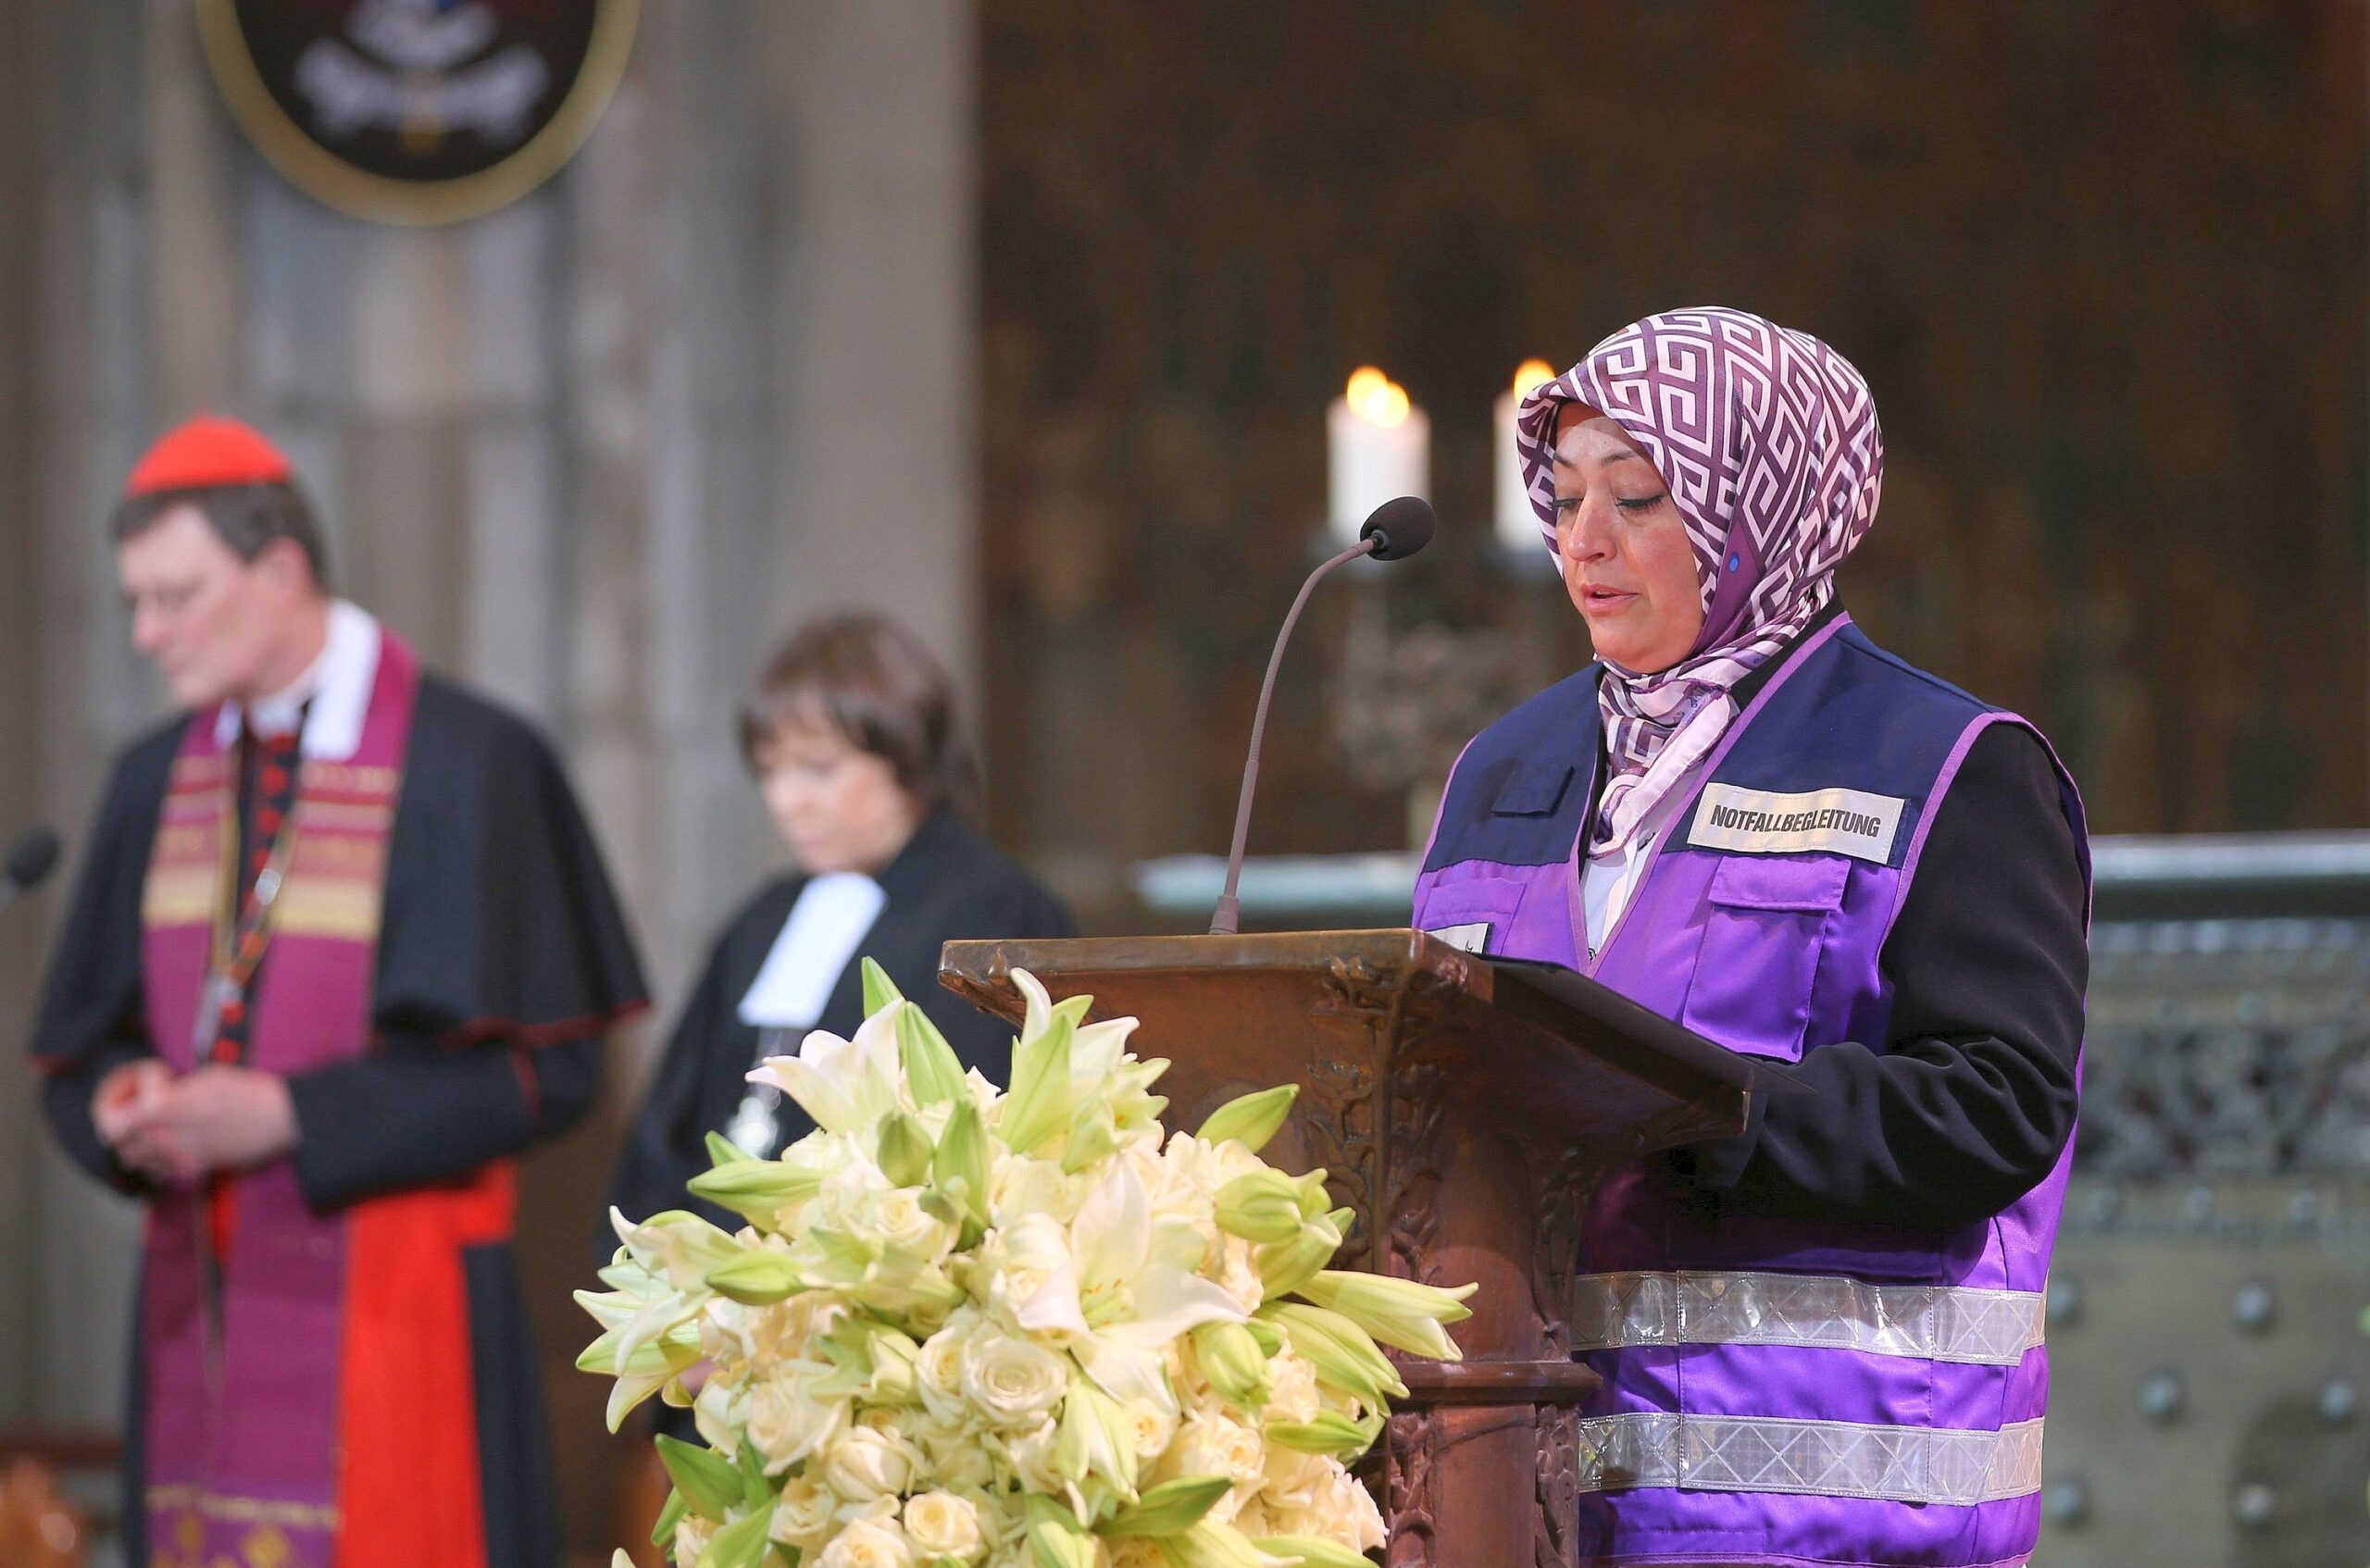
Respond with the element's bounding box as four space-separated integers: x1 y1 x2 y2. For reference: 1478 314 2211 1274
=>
1291 1269 1478 1361
895 1002 967 1106
703 1249 805 1305
1061 1099 1122 1176
932 1099 991 1224
1162 1521 1275 1568
1023 1495 1098 1568
859 954 904 1014
1215 1170 1305 1244
1255 1212 1342 1300
1263 1409 1379 1459
1191 1320 1272 1412
876 1109 934 1188
1263 1300 1406 1403
1055 1377 1139 1494
1102 1475 1232 1538
1195 1085 1297 1152
1252 1536 1375 1568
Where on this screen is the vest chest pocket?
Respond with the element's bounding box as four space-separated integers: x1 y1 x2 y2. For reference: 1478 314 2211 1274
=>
1416 875 1528 957
1678 854 1851 1063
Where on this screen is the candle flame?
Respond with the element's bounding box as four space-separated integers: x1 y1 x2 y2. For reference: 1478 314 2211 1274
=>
1344 367 1412 429
1512 359 1557 399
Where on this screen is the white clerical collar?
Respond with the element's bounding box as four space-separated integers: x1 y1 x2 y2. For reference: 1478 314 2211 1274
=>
738 873 889 1029
213 599 382 762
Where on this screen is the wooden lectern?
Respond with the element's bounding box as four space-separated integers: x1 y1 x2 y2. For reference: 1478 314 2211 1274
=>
942 928 1758 1568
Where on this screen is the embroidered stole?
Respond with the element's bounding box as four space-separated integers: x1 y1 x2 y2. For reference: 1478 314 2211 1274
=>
137 633 507 1568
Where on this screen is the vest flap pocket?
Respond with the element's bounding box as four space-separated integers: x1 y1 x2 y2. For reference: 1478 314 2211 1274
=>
1704 853 1850 915
1683 857 1850 1062
1416 875 1527 956
1491 763 1576 817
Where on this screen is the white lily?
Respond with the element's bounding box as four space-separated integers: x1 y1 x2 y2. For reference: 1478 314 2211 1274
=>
748 1004 907 1137
1014 1156 1247 1410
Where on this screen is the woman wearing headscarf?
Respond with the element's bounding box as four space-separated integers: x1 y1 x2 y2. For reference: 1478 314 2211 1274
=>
1414 308 2088 1568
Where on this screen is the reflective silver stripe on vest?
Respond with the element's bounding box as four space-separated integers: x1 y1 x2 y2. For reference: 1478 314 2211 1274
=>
1571 1270 2046 1365
1575 1412 2046 1506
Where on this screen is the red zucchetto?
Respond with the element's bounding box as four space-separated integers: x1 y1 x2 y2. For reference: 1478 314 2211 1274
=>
123 413 293 498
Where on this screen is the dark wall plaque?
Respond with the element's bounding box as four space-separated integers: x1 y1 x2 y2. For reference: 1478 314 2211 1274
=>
196 0 635 226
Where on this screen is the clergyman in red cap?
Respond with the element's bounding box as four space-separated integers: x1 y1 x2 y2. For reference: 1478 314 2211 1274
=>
30 415 650 1568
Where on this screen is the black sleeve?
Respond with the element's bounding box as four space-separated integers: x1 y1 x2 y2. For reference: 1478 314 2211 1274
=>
30 725 178 1189
1682 724 2089 1231
284 1029 605 1212
606 932 742 1234
374 680 647 1047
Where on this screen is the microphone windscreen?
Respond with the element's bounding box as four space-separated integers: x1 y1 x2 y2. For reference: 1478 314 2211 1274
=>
6 826 60 890
1360 495 1436 561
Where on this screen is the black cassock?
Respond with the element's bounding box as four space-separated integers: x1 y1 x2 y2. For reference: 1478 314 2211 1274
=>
608 804 1074 1236
32 675 647 1568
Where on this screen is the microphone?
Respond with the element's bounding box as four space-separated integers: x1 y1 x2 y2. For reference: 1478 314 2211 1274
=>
1209 497 1436 936
0 826 59 916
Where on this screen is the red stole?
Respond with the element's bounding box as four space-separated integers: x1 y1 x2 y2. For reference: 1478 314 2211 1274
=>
138 633 505 1568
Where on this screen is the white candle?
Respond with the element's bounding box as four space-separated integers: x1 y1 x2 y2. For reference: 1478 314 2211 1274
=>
1494 359 1558 553
1328 367 1428 547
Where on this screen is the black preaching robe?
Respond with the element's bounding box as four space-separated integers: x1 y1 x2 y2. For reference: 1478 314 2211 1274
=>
31 672 647 1568
609 805 1073 1236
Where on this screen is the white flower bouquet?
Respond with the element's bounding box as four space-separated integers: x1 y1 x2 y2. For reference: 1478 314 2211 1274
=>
580 963 1476 1568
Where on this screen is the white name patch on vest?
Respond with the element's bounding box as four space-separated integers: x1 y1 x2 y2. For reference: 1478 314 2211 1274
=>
1688 783 1906 865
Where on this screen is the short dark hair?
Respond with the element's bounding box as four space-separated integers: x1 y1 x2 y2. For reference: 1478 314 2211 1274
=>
112 481 331 590
739 613 979 815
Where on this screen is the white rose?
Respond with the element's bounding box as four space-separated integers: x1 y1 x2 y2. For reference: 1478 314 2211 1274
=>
960 1331 1067 1425
868 1187 957 1261
1326 1465 1388 1550
1263 1351 1320 1425
1259 1447 1331 1515
1271 1466 1385 1552
817 1516 916 1568
903 1491 987 1561
823 1424 920 1501
1208 1234 1264 1315
747 1373 849 1471
673 1513 717 1564
1120 1398 1177 1462
995 1414 1066 1497
1158 1411 1267 1523
917 1311 980 1415
1107 1539 1166 1568
772 1475 840 1549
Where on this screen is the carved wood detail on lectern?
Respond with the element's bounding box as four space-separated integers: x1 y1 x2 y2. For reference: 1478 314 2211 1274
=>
1535 1404 1581 1568
1383 1408 1441 1568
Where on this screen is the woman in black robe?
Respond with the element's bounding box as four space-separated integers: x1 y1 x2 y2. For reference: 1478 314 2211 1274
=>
607 614 1074 1237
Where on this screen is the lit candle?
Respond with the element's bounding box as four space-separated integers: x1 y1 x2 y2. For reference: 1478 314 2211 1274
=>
1328 367 1428 547
1495 359 1558 553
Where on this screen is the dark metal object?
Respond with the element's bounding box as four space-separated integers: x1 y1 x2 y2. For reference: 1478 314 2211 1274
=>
941 928 1753 1567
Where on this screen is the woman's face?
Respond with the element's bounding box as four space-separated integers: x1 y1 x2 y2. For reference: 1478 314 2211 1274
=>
1551 404 1706 673
755 712 923 877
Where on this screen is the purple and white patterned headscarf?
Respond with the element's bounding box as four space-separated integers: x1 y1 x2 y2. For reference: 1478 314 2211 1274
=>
1515 307 1884 859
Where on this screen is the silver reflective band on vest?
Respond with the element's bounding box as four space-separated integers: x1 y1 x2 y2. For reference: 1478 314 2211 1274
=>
1574 1413 2046 1506
1570 1270 2046 1365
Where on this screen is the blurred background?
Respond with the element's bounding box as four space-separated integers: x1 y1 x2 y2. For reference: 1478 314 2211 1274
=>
0 2 2364 1564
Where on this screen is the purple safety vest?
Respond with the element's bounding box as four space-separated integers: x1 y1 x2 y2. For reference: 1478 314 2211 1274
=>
1413 615 2089 1568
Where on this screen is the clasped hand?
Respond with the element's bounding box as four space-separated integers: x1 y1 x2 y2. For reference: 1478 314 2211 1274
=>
92 1059 298 1185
